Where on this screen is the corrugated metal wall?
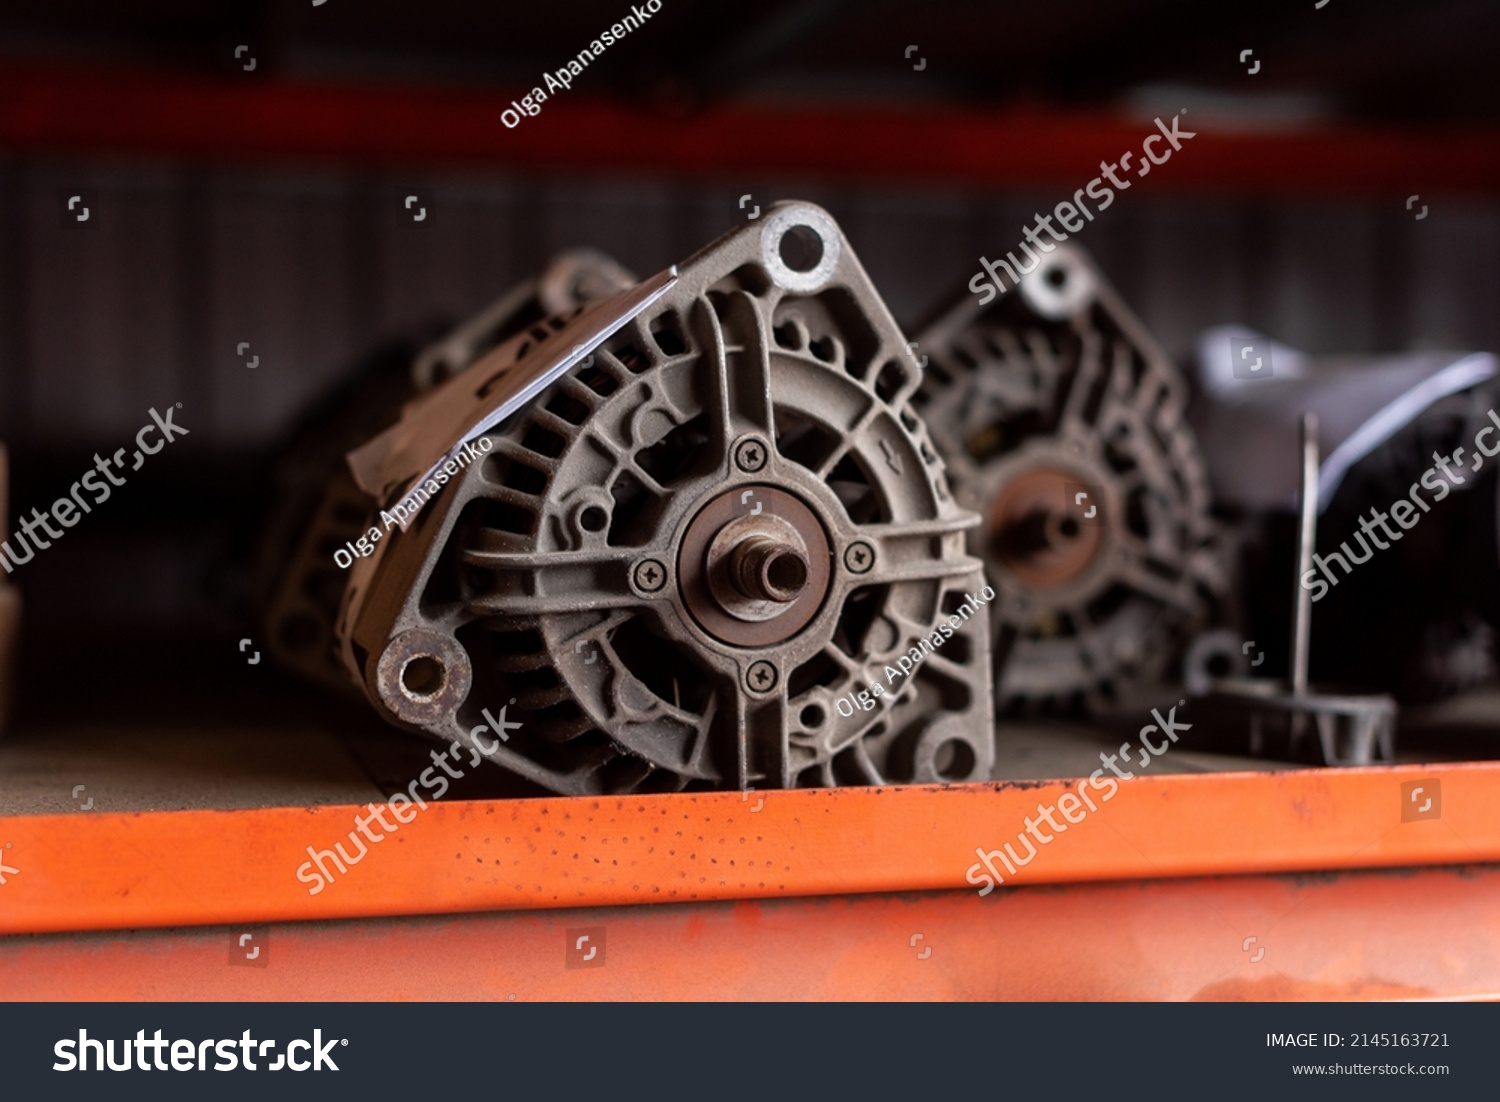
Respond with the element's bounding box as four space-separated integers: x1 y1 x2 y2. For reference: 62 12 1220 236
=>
3 156 1499 450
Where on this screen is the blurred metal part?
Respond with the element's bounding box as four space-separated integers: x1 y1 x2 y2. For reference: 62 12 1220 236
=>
411 249 637 391
1292 412 1317 700
1181 628 1250 697
0 444 18 735
1193 328 1500 703
1199 415 1397 766
1209 679 1396 766
335 201 994 795
1192 326 1497 514
914 244 1228 711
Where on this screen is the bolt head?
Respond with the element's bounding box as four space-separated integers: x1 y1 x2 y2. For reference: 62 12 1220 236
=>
633 559 666 592
734 439 767 473
745 660 778 693
844 541 875 574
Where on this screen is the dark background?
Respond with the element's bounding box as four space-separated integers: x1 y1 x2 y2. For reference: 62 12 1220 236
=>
0 0 1497 651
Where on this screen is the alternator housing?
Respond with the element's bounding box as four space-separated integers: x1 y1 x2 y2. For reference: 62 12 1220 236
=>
914 244 1228 711
337 203 995 795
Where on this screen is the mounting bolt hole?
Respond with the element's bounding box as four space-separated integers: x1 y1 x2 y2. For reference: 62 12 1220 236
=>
799 704 826 729
1045 266 1067 288
401 655 446 699
579 505 608 533
933 738 977 780
778 224 824 273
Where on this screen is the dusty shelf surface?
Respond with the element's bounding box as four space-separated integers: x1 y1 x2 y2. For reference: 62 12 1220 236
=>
0 634 1496 816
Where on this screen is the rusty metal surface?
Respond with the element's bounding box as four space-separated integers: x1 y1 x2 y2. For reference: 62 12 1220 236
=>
679 485 830 647
988 465 1105 588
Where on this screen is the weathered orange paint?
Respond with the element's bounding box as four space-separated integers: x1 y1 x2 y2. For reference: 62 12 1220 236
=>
0 762 1495 936
5 864 1500 1001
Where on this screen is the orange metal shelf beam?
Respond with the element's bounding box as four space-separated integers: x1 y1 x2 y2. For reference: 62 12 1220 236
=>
7 864 1500 1001
0 762 1494 936
2 62 1498 196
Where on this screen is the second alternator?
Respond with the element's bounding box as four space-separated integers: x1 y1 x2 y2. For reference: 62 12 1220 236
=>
913 245 1229 711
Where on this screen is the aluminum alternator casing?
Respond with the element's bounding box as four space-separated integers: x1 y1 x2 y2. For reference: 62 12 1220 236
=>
254 250 636 695
335 202 995 796
913 244 1228 711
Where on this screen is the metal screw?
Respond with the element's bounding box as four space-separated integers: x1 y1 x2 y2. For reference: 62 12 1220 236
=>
633 558 666 592
844 541 875 574
745 660 778 693
734 439 767 473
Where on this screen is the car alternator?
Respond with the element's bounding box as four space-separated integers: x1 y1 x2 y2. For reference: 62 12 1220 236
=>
329 202 994 795
912 244 1228 711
